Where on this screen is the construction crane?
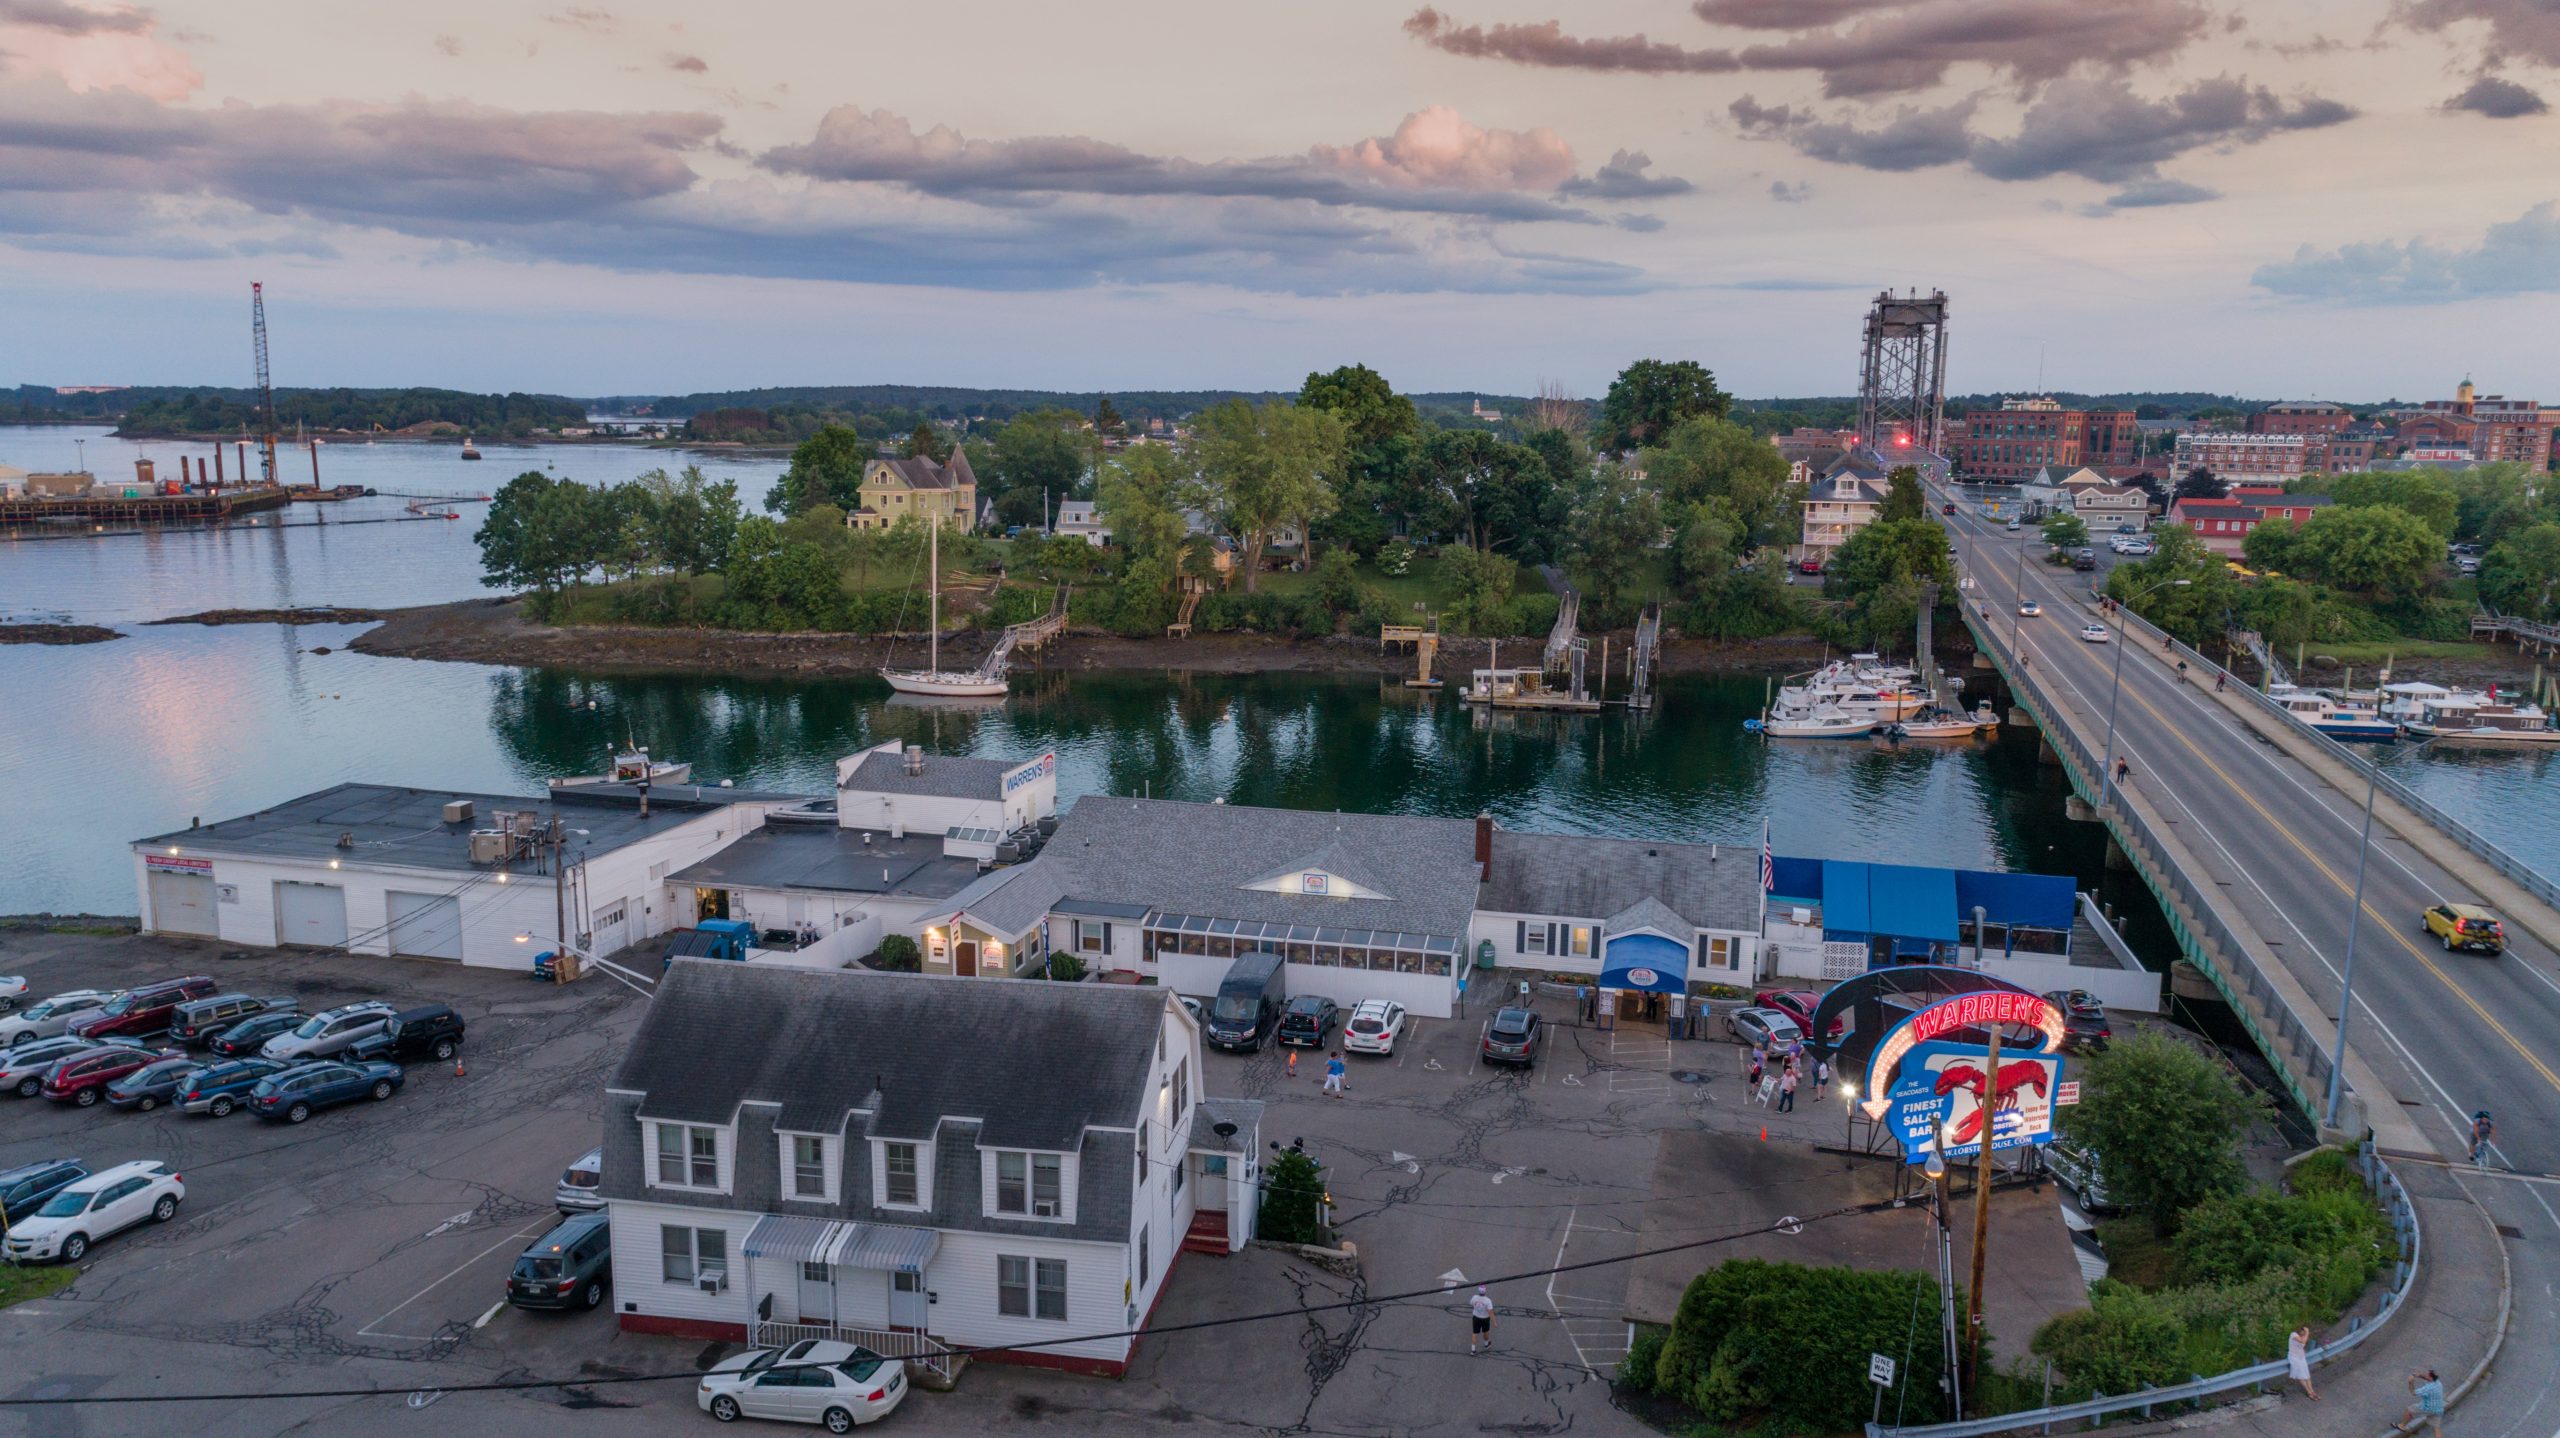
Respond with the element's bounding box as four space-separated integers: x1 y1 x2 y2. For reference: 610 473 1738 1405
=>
251 281 279 487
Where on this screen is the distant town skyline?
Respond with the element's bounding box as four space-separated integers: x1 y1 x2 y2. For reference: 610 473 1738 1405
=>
3 0 2554 398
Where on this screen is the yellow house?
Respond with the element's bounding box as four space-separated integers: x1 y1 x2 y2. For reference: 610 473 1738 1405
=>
849 450 978 531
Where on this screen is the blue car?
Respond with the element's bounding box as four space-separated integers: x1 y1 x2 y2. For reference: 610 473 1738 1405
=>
246 1060 404 1123
177 1057 292 1116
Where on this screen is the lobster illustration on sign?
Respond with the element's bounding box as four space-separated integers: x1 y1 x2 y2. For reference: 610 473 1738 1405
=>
1933 1059 2051 1145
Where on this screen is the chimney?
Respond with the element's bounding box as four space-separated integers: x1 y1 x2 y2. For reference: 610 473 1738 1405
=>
904 744 925 776
1474 811 1493 881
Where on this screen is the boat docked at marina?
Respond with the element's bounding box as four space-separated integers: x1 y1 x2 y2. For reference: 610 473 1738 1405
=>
550 748 693 788
1890 702 2000 740
2403 700 2560 745
1746 704 1884 740
2267 684 2399 741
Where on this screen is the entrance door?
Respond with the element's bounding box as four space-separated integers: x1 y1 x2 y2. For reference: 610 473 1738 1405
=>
695 887 729 922
954 941 978 977
148 870 217 937
386 892 463 960
1198 1155 1228 1212
274 881 349 949
890 1270 928 1330
797 1261 835 1326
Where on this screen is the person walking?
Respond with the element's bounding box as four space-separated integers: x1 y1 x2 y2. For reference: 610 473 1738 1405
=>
2395 1369 2444 1435
1748 1047 1766 1094
2286 1325 2318 1401
1777 1062 1798 1113
1286 1046 1299 1080
1468 1286 1495 1355
1323 1051 1347 1098
2469 1110 2496 1165
1576 983 1591 1024
2215 671 2228 693
2114 757 2131 784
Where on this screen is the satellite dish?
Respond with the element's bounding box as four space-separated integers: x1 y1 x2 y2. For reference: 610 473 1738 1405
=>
1212 1121 1237 1140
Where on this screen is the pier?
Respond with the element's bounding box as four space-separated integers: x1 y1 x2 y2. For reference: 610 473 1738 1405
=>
0 485 291 528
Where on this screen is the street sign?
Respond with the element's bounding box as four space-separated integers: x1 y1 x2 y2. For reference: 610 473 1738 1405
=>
2056 1081 2081 1106
1885 1040 2065 1163
1870 1353 1896 1386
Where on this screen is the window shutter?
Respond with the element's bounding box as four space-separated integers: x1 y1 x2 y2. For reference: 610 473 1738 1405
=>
1515 921 1526 952
1104 924 1115 956
1548 923 1561 956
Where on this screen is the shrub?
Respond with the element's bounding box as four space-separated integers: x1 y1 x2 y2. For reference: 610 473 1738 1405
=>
1653 1259 1952 1431
1043 951 1087 983
1618 1324 1666 1395
2032 1282 2186 1396
1259 1148 1328 1244
1312 548 1363 615
871 934 920 972
1379 538 1417 576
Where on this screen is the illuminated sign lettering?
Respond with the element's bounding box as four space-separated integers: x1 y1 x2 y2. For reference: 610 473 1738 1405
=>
1861 989 2064 1120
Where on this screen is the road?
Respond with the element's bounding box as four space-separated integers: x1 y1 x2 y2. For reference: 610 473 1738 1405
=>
1938 494 2560 1438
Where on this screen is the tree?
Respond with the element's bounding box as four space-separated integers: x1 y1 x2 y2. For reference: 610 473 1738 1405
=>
638 465 742 574
2059 1030 2263 1234
1300 364 1426 559
902 421 949 462
2478 522 2560 622
1417 428 1552 555
1296 363 1421 450
1881 464 1927 523
1188 398 1348 591
1639 415 1797 549
2290 505 2440 600
988 409 1090 529
769 424 871 515
1568 462 1663 620
2104 524 2234 645
1596 358 1730 453
2041 511 2090 550
1438 544 1519 633
2176 467 2227 500
1095 443 1197 572
2322 470 2458 538
1823 517 1953 650
1092 396 1127 438
2242 575 2322 650
475 470 612 595
2239 515 2301 574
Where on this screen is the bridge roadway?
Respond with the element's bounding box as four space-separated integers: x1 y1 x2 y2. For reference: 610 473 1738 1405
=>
1938 495 2560 1438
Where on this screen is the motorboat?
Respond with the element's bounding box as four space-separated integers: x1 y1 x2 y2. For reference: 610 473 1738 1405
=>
551 748 693 788
1891 703 2000 740
459 436 483 460
1747 704 1884 739
2378 681 2493 727
2404 701 2560 745
2267 684 2399 741
881 511 1011 698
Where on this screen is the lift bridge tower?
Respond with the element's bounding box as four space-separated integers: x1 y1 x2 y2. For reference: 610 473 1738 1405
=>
1856 289 1949 457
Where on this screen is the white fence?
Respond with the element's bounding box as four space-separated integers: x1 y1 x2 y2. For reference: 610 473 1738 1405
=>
750 1318 959 1385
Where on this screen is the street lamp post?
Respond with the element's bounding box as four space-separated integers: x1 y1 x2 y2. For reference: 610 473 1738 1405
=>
2097 578 2192 811
73 438 86 475
2323 736 2432 1129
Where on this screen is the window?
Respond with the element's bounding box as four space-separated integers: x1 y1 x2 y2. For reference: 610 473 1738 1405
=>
998 1255 1067 1319
1138 1226 1151 1289
883 1142 920 1207
1521 922 1549 956
653 1123 719 1189
1569 926 1593 957
1076 919 1110 955
994 1151 1066 1217
790 1136 828 1200
1173 1062 1189 1126
660 1225 725 1283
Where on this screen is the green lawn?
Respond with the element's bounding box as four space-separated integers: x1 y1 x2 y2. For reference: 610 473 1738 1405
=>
1258 552 1459 617
1557 550 1673 603
2093 1218 2178 1290
2298 639 2498 666
0 1263 74 1311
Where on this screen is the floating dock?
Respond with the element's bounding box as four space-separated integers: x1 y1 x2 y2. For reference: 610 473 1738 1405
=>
0 485 292 528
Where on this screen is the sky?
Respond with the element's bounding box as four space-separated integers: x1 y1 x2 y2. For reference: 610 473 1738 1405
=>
2 0 2555 401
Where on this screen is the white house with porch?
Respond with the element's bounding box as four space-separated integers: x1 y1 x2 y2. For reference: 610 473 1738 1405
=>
1469 829 1763 1016
601 962 1257 1379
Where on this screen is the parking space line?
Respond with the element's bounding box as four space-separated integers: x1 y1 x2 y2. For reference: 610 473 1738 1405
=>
356 1218 551 1340
1470 1020 1487 1076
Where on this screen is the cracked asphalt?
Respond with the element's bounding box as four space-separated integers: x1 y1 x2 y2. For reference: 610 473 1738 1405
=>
0 937 1809 1438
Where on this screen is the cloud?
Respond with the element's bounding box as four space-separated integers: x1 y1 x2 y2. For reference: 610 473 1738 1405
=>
0 0 146 33
0 0 197 99
545 7 615 31
434 34 461 57
1733 76 2353 200
1558 148 1695 198
1411 0 2213 99
2444 74 2548 118
666 52 707 74
761 103 1616 224
1768 179 1813 202
2253 201 2560 301
2395 0 2560 67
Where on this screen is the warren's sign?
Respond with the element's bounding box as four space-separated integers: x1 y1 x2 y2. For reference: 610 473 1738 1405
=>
1002 752 1057 796
1861 989 2064 1120
1885 1041 2064 1162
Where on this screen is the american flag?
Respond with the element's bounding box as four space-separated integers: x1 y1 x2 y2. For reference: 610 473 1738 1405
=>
1760 821 1774 892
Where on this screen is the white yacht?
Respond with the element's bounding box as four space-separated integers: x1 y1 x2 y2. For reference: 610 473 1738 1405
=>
2267 684 2399 741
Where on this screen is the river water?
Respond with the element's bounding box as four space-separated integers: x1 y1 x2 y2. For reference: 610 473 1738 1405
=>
1 424 2547 920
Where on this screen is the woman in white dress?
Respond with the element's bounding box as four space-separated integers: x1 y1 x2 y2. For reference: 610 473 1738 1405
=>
2287 1325 2318 1400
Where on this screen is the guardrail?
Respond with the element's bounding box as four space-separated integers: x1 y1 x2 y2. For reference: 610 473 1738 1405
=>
1869 1146 2418 1437
1959 600 2344 1124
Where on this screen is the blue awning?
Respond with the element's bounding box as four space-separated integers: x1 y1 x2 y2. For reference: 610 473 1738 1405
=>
1868 863 1958 942
1953 869 2077 930
1821 860 1872 934
1600 932 1691 992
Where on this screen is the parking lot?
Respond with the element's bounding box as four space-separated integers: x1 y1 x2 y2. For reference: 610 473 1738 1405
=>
0 935 1846 1438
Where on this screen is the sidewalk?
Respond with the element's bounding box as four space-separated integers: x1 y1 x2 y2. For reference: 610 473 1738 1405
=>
2111 1160 2508 1438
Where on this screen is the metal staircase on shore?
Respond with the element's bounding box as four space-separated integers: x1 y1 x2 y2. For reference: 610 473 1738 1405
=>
976 586 1069 680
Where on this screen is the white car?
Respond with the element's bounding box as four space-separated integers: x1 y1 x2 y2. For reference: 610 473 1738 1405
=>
1341 999 1408 1056
2080 623 2111 643
0 990 115 1047
699 1339 908 1431
0 975 25 1009
261 1002 397 1062
2 1159 185 1263
2017 600 2042 618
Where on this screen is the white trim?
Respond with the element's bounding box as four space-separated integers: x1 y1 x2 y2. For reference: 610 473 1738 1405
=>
645 1119 729 1194
982 1148 1076 1224
779 1132 838 1204
871 1138 932 1212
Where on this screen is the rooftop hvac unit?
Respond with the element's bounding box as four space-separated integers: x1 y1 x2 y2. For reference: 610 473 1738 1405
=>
467 830 511 864
442 800 474 825
904 744 925 776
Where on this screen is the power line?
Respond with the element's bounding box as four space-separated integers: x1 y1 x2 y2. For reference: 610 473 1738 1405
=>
0 1196 1909 1408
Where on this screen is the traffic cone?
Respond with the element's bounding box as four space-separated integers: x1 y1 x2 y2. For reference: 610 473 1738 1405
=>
1758 1125 1767 1142
454 1057 467 1078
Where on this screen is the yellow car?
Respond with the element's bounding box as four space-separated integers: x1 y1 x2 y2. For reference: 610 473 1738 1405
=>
2422 903 2504 955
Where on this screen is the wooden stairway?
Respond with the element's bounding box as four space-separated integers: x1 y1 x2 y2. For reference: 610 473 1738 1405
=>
1181 1211 1231 1255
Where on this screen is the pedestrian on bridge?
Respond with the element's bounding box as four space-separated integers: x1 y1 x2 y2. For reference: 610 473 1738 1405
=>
2469 1110 2496 1165
2114 757 2130 785
2395 1368 2444 1435
2286 1325 2318 1401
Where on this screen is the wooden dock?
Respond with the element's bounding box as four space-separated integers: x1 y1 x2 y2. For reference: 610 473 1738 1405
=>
0 486 292 528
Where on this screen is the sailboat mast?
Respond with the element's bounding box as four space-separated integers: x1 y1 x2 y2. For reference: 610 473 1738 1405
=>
928 511 940 676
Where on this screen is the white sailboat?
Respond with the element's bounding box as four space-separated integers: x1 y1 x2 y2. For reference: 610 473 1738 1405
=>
882 512 1010 698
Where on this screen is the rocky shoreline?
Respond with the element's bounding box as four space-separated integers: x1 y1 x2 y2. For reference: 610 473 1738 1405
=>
0 623 120 646
345 596 1836 679
148 606 387 627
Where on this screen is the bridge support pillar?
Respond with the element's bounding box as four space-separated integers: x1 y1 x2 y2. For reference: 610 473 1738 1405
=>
2065 795 2098 823
1970 652 1996 671
2036 737 2062 767
2008 708 2034 729
2103 835 2133 872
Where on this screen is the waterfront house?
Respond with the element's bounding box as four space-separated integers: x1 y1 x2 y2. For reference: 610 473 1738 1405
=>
850 451 978 532
1054 500 1110 547
1470 827 1764 995
602 962 1253 1376
1799 458 1887 560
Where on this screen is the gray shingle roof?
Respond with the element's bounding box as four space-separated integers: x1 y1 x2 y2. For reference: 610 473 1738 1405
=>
132 782 752 873
942 798 1482 941
616 963 1168 1150
1190 1097 1263 1155
843 749 1013 801
1603 896 1690 937
1482 831 1762 932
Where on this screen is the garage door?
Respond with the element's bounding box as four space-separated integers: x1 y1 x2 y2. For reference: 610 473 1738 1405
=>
589 897 630 959
274 881 349 950
387 891 464 961
148 870 217 937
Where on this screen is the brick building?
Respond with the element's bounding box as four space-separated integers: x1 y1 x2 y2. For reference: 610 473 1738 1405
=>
2172 432 2310 485
2400 379 2557 471
1953 397 2138 482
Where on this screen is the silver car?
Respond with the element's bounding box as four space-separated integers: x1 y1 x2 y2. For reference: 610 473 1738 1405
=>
0 990 115 1047
260 1002 398 1062
2 1036 136 1098
556 1148 604 1213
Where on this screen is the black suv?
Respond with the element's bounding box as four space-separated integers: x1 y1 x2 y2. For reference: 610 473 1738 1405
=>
1276 996 1340 1048
2043 990 2111 1051
0 1159 88 1227
507 1211 612 1311
349 1005 466 1064
170 994 293 1048
1482 1007 1543 1068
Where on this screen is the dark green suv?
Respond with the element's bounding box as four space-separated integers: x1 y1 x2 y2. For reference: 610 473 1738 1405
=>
506 1211 611 1311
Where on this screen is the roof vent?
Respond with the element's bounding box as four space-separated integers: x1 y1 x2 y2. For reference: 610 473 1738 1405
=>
336 831 355 849
904 744 925 776
442 799 474 825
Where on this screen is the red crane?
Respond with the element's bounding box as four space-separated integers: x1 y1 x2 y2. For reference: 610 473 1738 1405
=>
251 281 279 487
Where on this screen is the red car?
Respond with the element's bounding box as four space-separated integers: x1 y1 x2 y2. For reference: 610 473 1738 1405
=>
42 1045 182 1108
65 976 218 1043
1754 989 1845 1042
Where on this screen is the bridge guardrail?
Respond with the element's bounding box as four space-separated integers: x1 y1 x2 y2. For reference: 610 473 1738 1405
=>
1867 1145 2417 1437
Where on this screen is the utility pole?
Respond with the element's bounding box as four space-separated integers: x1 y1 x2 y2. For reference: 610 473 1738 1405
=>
551 821 566 952
1964 1020 2003 1398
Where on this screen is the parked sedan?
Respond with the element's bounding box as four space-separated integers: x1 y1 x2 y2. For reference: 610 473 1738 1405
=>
177 1058 292 1116
260 1002 397 1062
0 975 24 1009
1341 999 1408 1056
247 1059 404 1123
1752 990 1843 1042
1724 1006 1804 1053
699 1339 908 1431
0 990 115 1047
43 1045 182 1107
0 1159 89 1228
1 1037 128 1098
105 1056 203 1112
208 1009 306 1058
1481 1007 1542 1068
555 1147 605 1213
2 1160 185 1264
1276 995 1340 1049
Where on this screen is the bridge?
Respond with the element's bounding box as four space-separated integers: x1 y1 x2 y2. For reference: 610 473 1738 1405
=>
1936 488 2560 1433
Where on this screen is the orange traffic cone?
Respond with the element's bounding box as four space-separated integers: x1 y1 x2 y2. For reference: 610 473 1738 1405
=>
454 1058 467 1078
1758 1125 1767 1142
